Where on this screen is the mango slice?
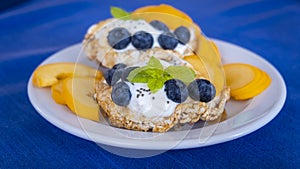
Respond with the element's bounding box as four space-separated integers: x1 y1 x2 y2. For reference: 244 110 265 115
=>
132 4 193 30
183 35 225 96
33 62 102 87
51 80 65 104
194 35 225 96
224 63 271 100
183 54 209 79
210 41 221 61
62 77 100 121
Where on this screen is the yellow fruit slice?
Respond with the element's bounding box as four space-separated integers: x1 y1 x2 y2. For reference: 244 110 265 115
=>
229 66 263 93
33 62 102 87
183 54 209 79
184 35 225 96
131 4 201 40
232 71 271 100
225 64 256 90
210 41 221 61
224 63 271 100
132 4 193 30
62 77 100 121
51 80 65 104
194 35 225 96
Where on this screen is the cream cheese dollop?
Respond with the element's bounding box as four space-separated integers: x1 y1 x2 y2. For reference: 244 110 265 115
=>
126 82 178 118
95 19 190 55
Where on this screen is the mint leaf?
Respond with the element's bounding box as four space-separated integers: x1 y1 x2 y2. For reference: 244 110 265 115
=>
143 68 164 78
165 66 196 84
162 72 173 81
110 6 131 20
127 67 150 82
147 56 163 70
127 57 196 93
147 78 164 93
128 72 151 83
127 67 163 83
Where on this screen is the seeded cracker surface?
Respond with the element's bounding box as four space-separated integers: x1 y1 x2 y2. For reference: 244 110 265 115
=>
95 81 230 132
83 18 197 67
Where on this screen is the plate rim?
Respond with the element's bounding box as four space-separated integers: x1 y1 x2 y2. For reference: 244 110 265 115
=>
27 39 287 150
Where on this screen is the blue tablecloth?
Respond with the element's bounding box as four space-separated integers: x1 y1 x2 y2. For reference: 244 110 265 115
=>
0 0 299 168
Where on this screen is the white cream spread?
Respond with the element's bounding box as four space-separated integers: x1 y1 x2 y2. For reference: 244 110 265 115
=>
126 82 178 118
91 19 190 55
117 31 188 55
123 60 181 118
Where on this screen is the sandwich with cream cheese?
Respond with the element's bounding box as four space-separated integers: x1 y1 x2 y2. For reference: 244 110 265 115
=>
83 5 230 132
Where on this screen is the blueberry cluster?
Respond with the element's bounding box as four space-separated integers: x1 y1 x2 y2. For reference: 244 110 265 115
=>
150 20 191 45
107 28 154 50
164 78 216 103
107 20 190 51
100 63 138 106
100 64 216 107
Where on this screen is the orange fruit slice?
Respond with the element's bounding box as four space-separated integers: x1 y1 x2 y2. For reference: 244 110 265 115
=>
131 4 201 39
183 54 209 78
51 80 65 104
32 62 102 87
132 4 193 30
192 35 225 96
62 77 100 121
224 63 271 100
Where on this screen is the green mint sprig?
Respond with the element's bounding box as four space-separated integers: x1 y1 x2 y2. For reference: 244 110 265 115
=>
127 57 196 93
110 6 131 20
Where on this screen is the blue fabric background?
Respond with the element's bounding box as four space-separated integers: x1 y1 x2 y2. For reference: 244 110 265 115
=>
0 0 299 168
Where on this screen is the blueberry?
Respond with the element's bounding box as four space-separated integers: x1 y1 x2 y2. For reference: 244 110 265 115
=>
188 79 216 103
131 31 154 50
111 66 139 85
103 63 127 86
112 63 126 70
111 82 132 106
174 26 190 44
110 69 123 86
150 20 169 32
107 27 131 49
103 69 115 86
97 63 110 77
158 32 178 50
164 79 188 103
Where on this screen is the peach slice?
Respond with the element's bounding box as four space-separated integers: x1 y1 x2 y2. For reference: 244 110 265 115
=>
183 54 209 79
32 62 102 87
132 4 193 22
184 53 224 96
132 4 193 30
224 63 271 100
51 80 65 104
191 35 225 96
210 41 221 61
183 36 225 96
131 4 201 38
62 77 100 121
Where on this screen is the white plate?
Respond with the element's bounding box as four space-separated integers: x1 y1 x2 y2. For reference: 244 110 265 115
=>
27 39 286 150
